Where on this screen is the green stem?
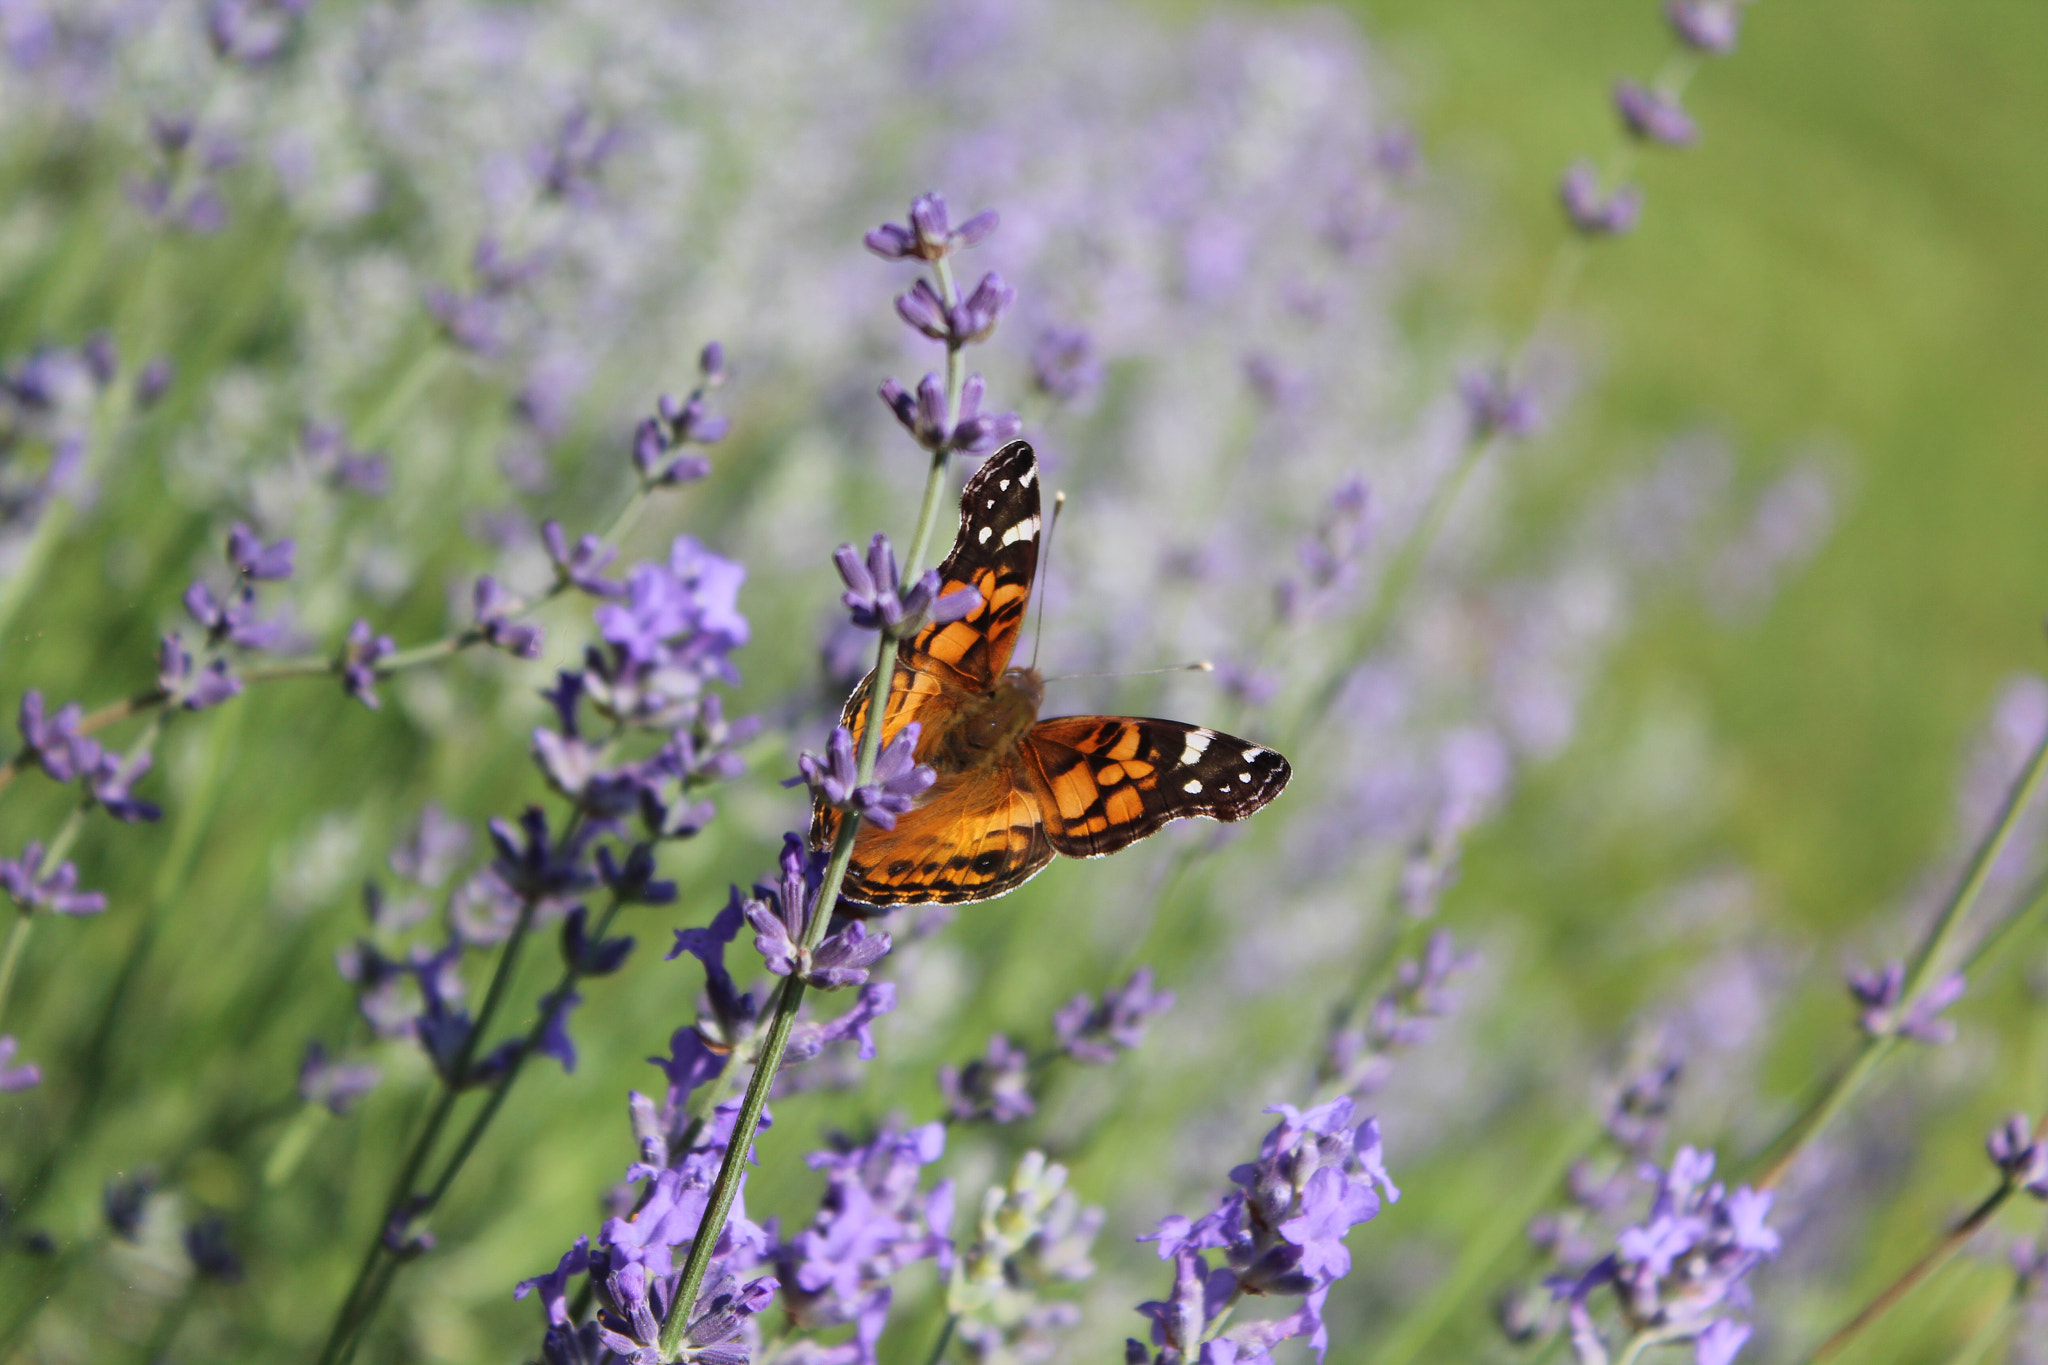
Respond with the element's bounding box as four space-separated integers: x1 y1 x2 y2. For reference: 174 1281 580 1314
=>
1751 1036 1896 1192
1807 1178 2017 1363
661 263 972 1359
0 915 31 1038
1613 1325 1687 1365
923 1312 960 1365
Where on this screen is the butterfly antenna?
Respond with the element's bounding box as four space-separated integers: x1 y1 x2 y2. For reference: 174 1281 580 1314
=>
1041 661 1214 682
1028 489 1065 671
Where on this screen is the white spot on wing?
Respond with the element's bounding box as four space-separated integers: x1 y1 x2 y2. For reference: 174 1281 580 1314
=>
1183 778 1202 793
1000 514 1038 547
1019 465 1036 486
998 479 1011 491
1239 772 1253 783
986 498 996 509
1179 730 1212 765
977 526 992 545
1242 747 1264 763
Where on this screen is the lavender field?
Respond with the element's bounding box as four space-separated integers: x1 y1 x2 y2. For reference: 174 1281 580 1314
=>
2 2 2046 1363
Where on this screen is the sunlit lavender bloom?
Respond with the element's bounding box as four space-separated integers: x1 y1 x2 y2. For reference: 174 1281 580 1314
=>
0 1035 40 1092
879 371 1022 454
1560 162 1644 236
745 834 891 988
1053 968 1176 1064
939 1034 1035 1124
796 723 936 831
389 804 471 888
835 533 981 636
1614 81 1699 147
15 690 98 781
84 748 161 823
0 842 106 914
226 522 294 581
1549 1147 1776 1365
1985 1114 2048 1196
340 618 395 710
1667 1 1742 55
157 633 241 710
897 272 1016 346
183 1214 245 1283
532 104 623 206
543 521 625 599
866 193 998 262
1847 961 1966 1043
1030 327 1103 404
590 538 749 722
103 1172 155 1241
1459 367 1540 440
474 575 545 659
299 1040 381 1115
206 0 309 66
774 1120 955 1354
1605 1048 1685 1156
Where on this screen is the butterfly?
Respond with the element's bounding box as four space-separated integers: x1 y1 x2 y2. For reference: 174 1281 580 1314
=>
812 440 1291 906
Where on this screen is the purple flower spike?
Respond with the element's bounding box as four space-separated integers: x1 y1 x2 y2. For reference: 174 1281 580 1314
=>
0 1035 41 1093
797 725 863 807
1559 162 1644 236
541 521 626 599
184 581 292 652
882 371 1024 455
299 1040 381 1115
157 634 242 711
340 619 396 710
894 272 1015 346
949 373 1024 455
856 725 936 829
1054 968 1177 1064
1614 81 1699 147
808 918 892 990
0 843 107 915
743 834 891 989
135 357 174 407
1899 971 1966 1043
1459 367 1540 441
866 192 998 262
474 575 545 659
1031 327 1104 403
939 1034 1036 1123
205 0 308 66
226 522 295 581
1668 0 1742 53
16 690 100 782
86 749 162 823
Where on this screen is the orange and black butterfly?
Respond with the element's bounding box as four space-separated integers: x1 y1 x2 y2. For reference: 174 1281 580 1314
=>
811 440 1291 906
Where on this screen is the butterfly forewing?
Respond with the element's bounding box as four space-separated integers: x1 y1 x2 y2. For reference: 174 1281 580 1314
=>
904 440 1040 690
1022 716 1292 859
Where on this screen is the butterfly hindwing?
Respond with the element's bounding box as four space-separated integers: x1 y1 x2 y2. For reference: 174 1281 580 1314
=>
841 760 1056 906
902 440 1040 690
1022 716 1292 859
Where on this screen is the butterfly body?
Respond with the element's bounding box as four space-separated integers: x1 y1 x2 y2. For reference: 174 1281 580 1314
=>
813 441 1290 907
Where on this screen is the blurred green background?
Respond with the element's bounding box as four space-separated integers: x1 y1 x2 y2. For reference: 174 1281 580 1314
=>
3 2 2046 1363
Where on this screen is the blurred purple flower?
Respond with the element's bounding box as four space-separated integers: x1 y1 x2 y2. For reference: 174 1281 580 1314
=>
1459 367 1540 440
226 522 294 581
474 575 545 659
1560 162 1644 236
1030 326 1103 404
300 421 389 496
157 634 242 710
1668 1 1742 52
1323 930 1478 1098
104 1172 155 1241
1054 968 1176 1064
939 1034 1035 1124
135 357 174 407
865 193 998 262
340 618 395 709
1614 81 1699 147
184 581 292 652
0 1035 41 1092
16 690 99 782
1986 1114 2048 1196
299 1040 381 1115
533 103 622 205
0 842 106 915
543 521 625 599
1848 961 1966 1043
84 748 161 823
184 1214 245 1282
205 0 308 66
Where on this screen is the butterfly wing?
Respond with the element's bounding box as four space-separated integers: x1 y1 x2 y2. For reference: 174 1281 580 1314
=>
839 760 1057 906
1021 716 1292 858
902 439 1041 691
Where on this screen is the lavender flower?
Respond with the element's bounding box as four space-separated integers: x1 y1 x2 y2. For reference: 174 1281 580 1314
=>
134 357 174 407
1667 0 1742 52
84 748 162 823
226 522 295 581
878 372 1022 455
939 1034 1036 1124
299 421 389 496
1030 326 1104 404
743 834 891 989
544 521 626 599
796 723 936 830
183 1214 245 1283
184 582 292 652
1322 930 1478 1098
630 364 729 487
1985 1114 2048 1197
1847 961 1966 1043
1614 82 1699 147
474 575 545 659
774 1120 956 1357
1459 366 1540 440
104 1172 155 1241
205 0 309 66
299 1041 381 1116
833 534 981 637
389 804 472 888
896 271 1016 346
15 690 98 782
865 193 998 262
1053 968 1176 1064
0 843 106 915
1548 1147 1777 1365
157 634 242 710
340 618 396 709
0 1035 40 1092
1560 162 1644 236
532 104 623 206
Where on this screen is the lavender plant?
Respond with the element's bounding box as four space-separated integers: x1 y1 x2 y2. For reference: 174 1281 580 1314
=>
1 1 2039 1363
